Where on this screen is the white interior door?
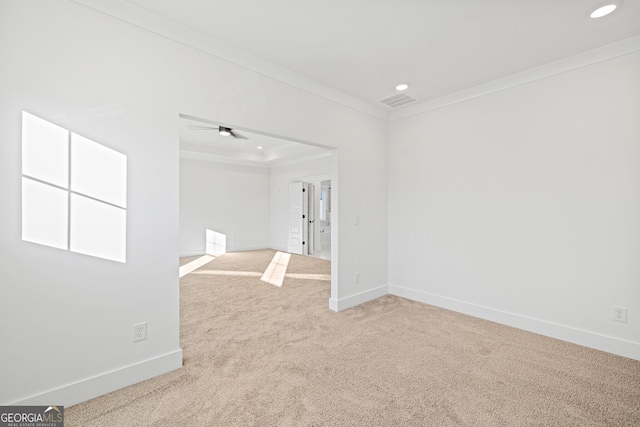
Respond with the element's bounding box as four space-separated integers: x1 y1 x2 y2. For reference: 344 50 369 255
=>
288 182 316 255
306 183 315 255
287 182 303 254
301 183 310 255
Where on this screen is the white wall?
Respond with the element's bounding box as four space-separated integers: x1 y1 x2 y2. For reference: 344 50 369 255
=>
269 155 332 252
0 0 388 406
388 51 640 360
180 158 270 256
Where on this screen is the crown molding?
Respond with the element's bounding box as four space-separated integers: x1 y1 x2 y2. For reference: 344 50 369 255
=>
67 2 640 124
389 35 640 122
70 0 389 121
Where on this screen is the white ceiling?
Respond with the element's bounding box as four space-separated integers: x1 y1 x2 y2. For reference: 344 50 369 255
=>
179 115 330 167
122 0 640 112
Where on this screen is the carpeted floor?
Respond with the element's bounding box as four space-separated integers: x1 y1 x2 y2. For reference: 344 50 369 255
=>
67 249 640 426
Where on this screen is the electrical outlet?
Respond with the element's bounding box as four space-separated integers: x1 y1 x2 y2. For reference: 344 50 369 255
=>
133 322 147 342
354 272 360 283
612 306 627 323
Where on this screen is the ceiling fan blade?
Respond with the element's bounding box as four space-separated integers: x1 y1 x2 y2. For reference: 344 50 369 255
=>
230 130 248 140
188 125 218 130
188 124 248 139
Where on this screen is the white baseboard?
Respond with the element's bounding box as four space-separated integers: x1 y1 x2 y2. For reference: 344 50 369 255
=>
268 243 288 253
180 244 271 258
8 348 183 407
180 250 205 258
329 285 388 312
389 285 640 361
227 244 270 252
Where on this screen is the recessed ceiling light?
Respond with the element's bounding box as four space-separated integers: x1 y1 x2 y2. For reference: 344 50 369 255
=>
395 83 409 91
257 146 263 150
590 4 617 18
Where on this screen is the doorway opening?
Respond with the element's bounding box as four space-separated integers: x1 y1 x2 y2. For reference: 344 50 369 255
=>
178 113 338 308
287 177 331 261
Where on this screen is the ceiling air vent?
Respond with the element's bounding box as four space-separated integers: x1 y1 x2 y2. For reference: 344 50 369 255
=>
379 93 416 108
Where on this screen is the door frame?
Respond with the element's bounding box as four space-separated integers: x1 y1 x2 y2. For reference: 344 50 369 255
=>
301 173 331 256
179 113 339 310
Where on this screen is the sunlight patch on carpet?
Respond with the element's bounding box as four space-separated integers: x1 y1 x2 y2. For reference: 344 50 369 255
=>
261 251 291 287
179 255 215 278
190 270 262 277
285 273 331 281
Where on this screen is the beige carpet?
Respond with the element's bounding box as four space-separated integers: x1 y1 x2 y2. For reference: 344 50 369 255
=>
67 249 640 426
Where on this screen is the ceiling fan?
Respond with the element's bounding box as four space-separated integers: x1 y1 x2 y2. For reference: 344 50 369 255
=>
188 125 248 140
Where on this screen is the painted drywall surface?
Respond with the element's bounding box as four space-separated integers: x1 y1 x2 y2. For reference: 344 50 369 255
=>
325 113 388 303
388 52 640 355
0 1 184 405
269 156 332 252
0 0 388 405
179 158 270 256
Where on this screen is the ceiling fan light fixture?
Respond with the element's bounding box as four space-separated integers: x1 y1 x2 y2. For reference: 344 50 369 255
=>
590 4 617 18
219 127 232 136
